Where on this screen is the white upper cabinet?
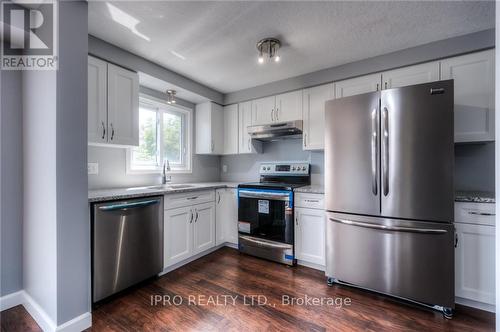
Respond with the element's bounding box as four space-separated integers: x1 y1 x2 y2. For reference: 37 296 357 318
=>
195 102 224 154
223 104 239 155
238 101 262 154
382 61 440 89
253 96 275 125
106 63 139 146
441 50 495 142
302 83 334 150
88 56 108 144
335 73 381 98
275 90 302 122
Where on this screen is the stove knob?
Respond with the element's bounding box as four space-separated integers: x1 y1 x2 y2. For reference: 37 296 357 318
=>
302 166 307 171
262 166 266 170
267 167 271 170
292 166 296 171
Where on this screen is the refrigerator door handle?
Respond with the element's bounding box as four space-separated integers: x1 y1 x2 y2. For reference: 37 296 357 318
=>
371 108 378 195
382 107 389 196
328 217 448 234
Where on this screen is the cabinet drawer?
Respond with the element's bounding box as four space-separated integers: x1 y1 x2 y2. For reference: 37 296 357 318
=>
165 190 215 210
455 202 495 226
295 193 324 209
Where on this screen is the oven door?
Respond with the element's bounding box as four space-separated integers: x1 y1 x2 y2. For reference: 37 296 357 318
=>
238 188 293 244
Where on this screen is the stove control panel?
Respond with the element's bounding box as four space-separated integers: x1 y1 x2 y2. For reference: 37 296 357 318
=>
260 162 310 175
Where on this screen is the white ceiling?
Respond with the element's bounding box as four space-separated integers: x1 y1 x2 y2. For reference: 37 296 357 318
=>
88 1 495 94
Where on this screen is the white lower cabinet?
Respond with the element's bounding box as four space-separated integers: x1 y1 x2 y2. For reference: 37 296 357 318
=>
455 222 495 306
192 202 216 254
163 191 216 269
294 193 325 267
215 188 238 245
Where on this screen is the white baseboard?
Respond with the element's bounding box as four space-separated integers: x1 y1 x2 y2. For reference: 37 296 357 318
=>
456 296 496 313
2 290 91 332
297 260 325 271
0 290 24 311
223 242 238 249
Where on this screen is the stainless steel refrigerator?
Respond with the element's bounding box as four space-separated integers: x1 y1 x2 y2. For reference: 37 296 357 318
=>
324 80 455 318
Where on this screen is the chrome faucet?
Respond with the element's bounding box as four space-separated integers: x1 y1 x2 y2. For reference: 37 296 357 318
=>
162 160 171 184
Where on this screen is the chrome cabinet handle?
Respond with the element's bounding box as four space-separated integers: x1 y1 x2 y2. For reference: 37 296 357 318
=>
468 211 495 216
304 133 307 147
101 121 106 139
99 199 160 211
217 192 221 204
271 109 274 122
295 216 298 226
189 210 193 223
110 123 115 140
376 83 379 91
371 108 379 196
247 138 251 151
186 196 199 200
329 218 448 234
455 233 458 248
304 199 319 203
384 82 388 89
194 209 199 222
382 107 389 196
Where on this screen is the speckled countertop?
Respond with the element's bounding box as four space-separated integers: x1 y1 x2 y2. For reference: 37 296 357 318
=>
88 182 240 203
455 191 495 204
294 185 325 194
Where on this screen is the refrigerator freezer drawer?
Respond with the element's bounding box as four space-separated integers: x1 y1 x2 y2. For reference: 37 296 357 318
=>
325 212 454 308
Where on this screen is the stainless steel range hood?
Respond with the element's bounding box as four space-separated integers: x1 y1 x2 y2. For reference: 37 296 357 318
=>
247 120 303 141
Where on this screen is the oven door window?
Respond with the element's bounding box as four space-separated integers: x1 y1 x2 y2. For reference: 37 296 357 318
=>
238 190 293 244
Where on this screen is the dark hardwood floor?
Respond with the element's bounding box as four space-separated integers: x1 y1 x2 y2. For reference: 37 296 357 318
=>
1 247 495 331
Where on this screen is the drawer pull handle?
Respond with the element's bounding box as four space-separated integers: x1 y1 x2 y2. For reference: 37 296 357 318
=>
187 196 199 200
305 199 319 203
468 211 495 216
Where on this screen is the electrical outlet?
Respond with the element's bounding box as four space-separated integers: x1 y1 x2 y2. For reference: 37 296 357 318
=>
222 164 228 173
88 163 99 175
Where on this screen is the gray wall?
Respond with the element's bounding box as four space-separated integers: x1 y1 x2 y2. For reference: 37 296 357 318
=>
220 139 324 186
0 68 23 296
56 1 90 325
455 142 495 192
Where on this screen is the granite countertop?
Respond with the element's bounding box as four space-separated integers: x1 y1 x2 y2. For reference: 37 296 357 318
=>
88 182 240 203
455 191 495 204
294 185 325 194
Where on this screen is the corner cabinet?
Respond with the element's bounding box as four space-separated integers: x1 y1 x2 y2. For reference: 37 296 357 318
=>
195 102 224 154
88 56 139 146
238 101 262 154
441 50 495 143
223 104 239 155
302 83 334 150
215 188 238 245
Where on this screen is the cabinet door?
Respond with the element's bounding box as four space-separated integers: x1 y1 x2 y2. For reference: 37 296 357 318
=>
276 90 302 122
211 103 224 154
223 104 239 155
164 206 193 268
295 208 325 266
302 83 334 150
382 62 440 89
107 63 139 146
193 202 216 254
335 74 381 98
253 96 275 125
88 56 108 144
238 101 261 154
216 188 238 245
441 50 495 142
455 222 495 305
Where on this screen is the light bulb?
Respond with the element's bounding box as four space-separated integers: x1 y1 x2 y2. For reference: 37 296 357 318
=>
172 100 176 103
258 56 264 64
274 55 280 62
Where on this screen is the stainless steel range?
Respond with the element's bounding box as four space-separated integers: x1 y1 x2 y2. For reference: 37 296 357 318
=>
237 162 310 265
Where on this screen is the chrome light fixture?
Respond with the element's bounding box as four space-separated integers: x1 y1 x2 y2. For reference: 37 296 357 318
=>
166 90 176 104
256 38 281 64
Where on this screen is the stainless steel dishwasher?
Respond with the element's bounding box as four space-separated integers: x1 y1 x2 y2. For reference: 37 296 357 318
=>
92 196 163 302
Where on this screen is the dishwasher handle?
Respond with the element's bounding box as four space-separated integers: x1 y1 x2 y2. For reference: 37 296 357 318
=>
98 199 161 211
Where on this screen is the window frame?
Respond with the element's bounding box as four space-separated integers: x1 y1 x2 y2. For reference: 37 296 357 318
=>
126 94 192 174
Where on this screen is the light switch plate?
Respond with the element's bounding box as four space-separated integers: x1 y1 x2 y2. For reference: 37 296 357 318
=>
222 164 228 173
88 162 99 175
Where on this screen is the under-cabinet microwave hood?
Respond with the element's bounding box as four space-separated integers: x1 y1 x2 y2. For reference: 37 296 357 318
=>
247 120 303 141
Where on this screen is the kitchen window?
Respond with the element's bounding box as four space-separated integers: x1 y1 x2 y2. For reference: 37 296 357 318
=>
127 96 192 173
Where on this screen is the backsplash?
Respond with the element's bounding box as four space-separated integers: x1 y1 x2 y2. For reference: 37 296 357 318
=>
220 139 324 185
454 142 495 193
88 145 220 190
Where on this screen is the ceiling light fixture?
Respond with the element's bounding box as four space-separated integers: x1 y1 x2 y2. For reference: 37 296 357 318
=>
166 90 176 104
256 38 281 64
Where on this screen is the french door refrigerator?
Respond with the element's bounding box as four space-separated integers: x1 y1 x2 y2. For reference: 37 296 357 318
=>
324 80 455 318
